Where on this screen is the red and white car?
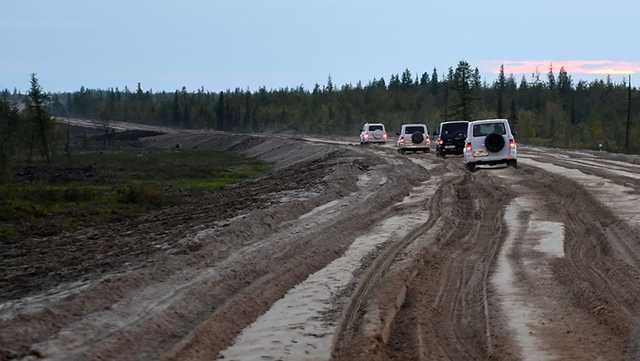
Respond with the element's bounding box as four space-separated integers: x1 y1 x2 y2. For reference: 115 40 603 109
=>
396 123 430 153
463 119 517 171
360 123 388 144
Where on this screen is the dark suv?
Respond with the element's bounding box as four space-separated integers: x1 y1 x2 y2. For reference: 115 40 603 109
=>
435 121 469 157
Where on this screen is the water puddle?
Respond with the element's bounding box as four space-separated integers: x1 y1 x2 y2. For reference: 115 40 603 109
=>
218 177 438 361
278 190 321 203
492 197 565 361
529 221 565 257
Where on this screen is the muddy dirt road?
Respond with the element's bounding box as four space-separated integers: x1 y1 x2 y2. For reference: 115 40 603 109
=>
2 123 640 361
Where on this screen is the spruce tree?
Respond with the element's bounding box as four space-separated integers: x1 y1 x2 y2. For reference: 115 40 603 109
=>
496 64 506 118
430 68 438 95
472 67 481 90
558 67 572 96
172 91 181 126
519 75 528 90
243 92 252 130
420 72 430 87
389 74 401 90
451 61 474 121
0 94 19 180
28 74 52 163
401 69 413 88
547 64 556 90
215 92 225 130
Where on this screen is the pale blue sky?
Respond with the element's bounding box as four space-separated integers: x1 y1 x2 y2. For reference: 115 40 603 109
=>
1 0 638 92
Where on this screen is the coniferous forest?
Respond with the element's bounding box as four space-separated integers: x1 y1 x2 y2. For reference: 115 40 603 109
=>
3 61 639 158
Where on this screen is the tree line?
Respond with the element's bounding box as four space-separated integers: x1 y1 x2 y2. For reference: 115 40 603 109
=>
0 74 56 180
2 60 639 165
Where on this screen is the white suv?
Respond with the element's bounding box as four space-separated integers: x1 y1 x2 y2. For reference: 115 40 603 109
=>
463 119 517 171
360 123 388 144
396 124 430 153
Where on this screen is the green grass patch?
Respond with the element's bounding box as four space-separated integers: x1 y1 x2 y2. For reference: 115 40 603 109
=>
0 150 268 241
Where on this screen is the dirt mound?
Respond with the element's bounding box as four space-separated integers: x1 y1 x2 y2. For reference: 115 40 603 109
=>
0 131 384 361
142 133 343 170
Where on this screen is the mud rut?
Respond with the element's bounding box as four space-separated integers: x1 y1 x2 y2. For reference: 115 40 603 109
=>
333 163 512 361
3 129 640 361
334 149 640 361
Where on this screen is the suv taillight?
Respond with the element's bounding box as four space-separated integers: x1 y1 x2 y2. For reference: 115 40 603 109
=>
465 143 472 152
509 139 516 150
383 133 388 140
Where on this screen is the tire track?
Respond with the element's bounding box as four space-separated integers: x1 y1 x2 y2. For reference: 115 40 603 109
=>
334 165 513 361
505 163 640 360
332 176 445 354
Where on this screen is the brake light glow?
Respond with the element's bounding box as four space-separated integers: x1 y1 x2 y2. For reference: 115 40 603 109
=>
437 139 443 145
363 133 369 139
509 139 517 150
465 143 472 152
383 133 388 140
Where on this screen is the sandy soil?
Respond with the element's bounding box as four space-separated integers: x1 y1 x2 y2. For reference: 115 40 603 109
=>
2 122 640 361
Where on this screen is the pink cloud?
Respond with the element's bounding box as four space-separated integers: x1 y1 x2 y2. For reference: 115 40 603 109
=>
484 60 640 75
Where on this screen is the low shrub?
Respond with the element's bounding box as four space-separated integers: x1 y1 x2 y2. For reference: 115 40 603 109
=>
0 224 17 241
62 187 96 203
116 184 163 206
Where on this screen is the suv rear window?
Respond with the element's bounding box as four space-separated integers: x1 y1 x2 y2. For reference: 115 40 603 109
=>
441 123 468 136
367 125 383 131
404 126 425 134
473 123 506 137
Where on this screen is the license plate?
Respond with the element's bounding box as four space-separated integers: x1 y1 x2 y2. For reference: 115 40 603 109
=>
474 150 489 157
445 145 456 149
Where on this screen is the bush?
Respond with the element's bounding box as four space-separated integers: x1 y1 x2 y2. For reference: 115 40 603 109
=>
116 184 163 206
27 188 62 203
0 224 17 241
63 187 96 203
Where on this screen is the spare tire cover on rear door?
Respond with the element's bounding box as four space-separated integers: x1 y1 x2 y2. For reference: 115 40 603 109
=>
411 132 424 144
485 133 505 152
373 130 383 139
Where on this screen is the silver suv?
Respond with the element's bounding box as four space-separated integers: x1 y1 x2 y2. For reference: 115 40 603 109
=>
463 119 517 171
360 123 387 144
396 124 430 153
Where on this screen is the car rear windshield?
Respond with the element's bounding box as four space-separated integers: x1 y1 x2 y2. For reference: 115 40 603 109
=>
441 123 468 136
473 123 506 137
367 125 384 131
404 126 425 134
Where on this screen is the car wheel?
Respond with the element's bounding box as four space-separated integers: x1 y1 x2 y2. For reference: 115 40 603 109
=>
508 159 518 168
466 163 476 172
